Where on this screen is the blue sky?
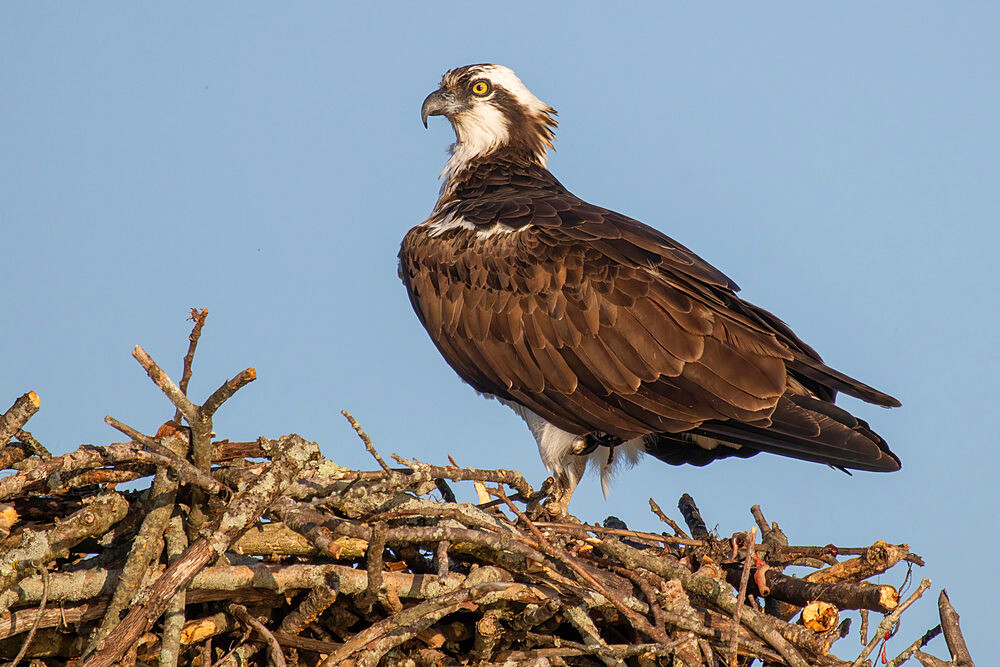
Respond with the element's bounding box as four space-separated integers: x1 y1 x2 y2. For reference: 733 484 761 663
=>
3 3 997 659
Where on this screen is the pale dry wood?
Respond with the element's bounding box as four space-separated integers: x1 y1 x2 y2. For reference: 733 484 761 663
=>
10 428 50 462
562 604 621 667
493 486 671 646
278 573 340 637
729 527 757 665
227 603 286 667
159 513 189 667
130 346 198 424
318 582 514 667
596 537 810 667
806 540 911 585
342 410 391 473
201 368 256 420
801 601 839 633
849 577 932 667
5 561 466 609
534 520 704 547
914 651 952 667
81 435 319 667
8 565 47 667
0 315 971 666
0 443 216 502
175 308 209 422
87 468 176 652
884 625 942 667
649 497 690 537
229 522 366 558
103 416 222 494
0 393 40 449
0 492 128 603
179 612 233 646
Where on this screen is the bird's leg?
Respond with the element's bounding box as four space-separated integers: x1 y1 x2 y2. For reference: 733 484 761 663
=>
542 470 580 519
540 439 591 519
544 432 624 518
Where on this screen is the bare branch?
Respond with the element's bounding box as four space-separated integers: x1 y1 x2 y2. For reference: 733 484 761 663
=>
649 497 689 538
104 416 223 495
850 578 933 667
81 435 318 667
729 527 757 665
131 346 199 424
939 589 974 666
677 493 710 539
175 308 209 422
227 603 287 667
0 392 40 448
342 410 392 473
201 368 257 419
9 565 48 667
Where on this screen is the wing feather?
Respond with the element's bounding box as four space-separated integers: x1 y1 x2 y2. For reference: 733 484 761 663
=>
400 178 899 476
572 336 643 395
697 335 787 400
630 297 705 363
528 339 578 394
611 309 682 376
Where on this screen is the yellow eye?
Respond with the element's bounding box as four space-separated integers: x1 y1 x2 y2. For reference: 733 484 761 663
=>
471 80 490 96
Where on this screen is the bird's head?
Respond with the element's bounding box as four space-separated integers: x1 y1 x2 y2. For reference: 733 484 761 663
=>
421 64 557 173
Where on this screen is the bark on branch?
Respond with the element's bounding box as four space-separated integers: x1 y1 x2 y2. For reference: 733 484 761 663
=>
81 435 318 667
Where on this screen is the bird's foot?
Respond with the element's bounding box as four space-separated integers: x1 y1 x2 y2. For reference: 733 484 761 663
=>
570 437 590 456
540 473 580 522
572 432 623 457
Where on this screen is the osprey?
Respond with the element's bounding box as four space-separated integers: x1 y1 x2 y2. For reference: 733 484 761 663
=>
400 64 900 511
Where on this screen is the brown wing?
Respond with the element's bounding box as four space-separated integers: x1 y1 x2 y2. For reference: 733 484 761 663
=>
399 192 900 471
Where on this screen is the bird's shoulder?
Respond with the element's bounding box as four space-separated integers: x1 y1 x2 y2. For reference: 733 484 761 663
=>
406 160 737 291
400 163 840 375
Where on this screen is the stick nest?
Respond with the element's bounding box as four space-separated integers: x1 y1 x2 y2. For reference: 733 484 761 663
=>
0 310 974 667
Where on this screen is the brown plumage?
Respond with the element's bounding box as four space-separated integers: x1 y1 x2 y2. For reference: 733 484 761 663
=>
401 64 900 501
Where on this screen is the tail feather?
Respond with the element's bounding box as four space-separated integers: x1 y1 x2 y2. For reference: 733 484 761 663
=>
789 352 901 408
697 395 900 472
644 394 900 473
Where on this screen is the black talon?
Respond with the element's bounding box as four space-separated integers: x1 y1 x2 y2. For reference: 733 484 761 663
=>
578 432 624 456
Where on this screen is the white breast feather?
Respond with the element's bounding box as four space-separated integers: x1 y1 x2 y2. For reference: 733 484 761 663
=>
425 213 520 239
441 103 509 186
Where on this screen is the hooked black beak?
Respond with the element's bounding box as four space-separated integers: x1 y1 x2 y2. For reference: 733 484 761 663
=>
421 89 454 128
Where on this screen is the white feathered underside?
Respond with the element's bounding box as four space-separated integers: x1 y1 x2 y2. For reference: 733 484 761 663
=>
497 398 644 498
